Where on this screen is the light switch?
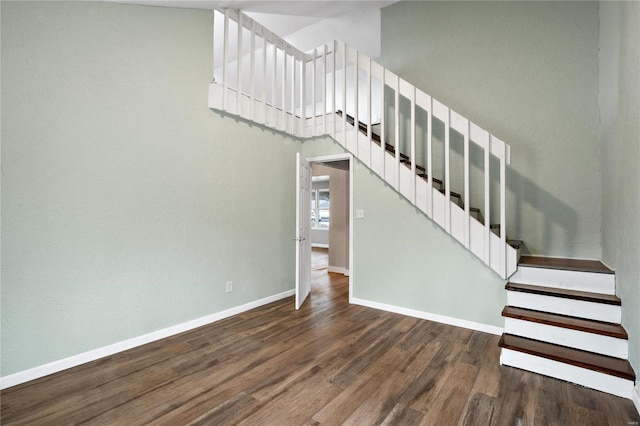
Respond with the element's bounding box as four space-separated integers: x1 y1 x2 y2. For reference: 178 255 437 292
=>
356 209 365 219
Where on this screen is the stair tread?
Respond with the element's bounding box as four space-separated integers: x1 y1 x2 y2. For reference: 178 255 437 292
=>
401 159 426 172
417 173 443 185
501 306 628 339
499 333 635 381
518 256 614 274
506 282 621 306
439 188 461 198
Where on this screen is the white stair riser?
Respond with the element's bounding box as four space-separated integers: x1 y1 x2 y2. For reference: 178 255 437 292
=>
500 348 633 399
506 291 622 323
510 266 615 294
504 318 628 359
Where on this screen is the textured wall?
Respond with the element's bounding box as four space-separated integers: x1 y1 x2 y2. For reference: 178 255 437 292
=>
599 0 640 401
1 2 300 376
380 1 602 258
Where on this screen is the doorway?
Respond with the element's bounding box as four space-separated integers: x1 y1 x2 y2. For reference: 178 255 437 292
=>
295 153 353 309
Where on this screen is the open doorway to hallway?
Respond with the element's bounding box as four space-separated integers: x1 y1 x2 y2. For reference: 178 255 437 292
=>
310 160 350 277
295 153 353 310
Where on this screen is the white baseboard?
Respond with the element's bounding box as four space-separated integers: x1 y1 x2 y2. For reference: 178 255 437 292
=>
350 297 503 336
327 266 349 276
633 385 640 417
0 289 295 390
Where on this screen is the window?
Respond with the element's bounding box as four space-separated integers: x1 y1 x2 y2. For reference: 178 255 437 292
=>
311 189 330 229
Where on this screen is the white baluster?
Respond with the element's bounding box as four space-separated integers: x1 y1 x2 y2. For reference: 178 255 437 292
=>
354 48 359 155
312 49 317 137
291 53 296 134
237 12 242 115
271 40 276 126
323 44 327 135
282 45 286 131
394 76 400 190
222 9 229 110
333 41 337 139
342 42 347 145
262 34 267 125
381 68 386 181
445 108 451 232
211 10 218 82
463 118 470 249
301 57 307 138
249 21 255 121
484 130 491 266
410 85 416 204
367 57 372 168
500 140 507 278
426 98 433 218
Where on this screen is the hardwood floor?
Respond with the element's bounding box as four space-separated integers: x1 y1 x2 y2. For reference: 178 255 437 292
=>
2 248 638 425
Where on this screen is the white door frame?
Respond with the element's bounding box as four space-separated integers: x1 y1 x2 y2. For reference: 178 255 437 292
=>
304 153 354 303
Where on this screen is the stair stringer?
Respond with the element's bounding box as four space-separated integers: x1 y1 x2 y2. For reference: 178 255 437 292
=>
208 82 518 279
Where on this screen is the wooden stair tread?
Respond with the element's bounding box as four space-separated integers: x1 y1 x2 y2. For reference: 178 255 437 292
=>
417 173 443 186
387 144 409 160
501 306 627 339
506 282 621 306
518 256 614 274
439 188 461 199
499 333 635 381
401 159 426 172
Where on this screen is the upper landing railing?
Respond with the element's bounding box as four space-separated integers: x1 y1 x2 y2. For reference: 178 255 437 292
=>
210 9 516 278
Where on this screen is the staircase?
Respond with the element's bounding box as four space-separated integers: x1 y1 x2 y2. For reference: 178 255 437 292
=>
209 8 518 279
500 256 635 398
207 9 635 399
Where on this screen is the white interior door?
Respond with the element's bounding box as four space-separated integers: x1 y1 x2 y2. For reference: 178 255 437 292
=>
295 153 312 310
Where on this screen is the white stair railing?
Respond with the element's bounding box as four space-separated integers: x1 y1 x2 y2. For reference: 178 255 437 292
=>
209 9 517 279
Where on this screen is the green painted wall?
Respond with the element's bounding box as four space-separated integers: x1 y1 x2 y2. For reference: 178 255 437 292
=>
352 163 506 327
302 137 506 327
380 1 602 258
1 2 300 376
599 0 640 399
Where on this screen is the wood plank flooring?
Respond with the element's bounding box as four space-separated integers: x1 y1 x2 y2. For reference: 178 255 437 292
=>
2 248 638 425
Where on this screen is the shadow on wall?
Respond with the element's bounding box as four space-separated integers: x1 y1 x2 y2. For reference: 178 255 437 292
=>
384 87 580 256
213 102 578 258
443 123 579 256
400 109 579 257
506 167 578 256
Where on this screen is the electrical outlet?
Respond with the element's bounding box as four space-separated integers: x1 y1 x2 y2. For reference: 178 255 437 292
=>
226 281 233 293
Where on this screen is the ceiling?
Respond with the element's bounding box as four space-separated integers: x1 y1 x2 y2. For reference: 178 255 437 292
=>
116 1 394 17
115 1 396 38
